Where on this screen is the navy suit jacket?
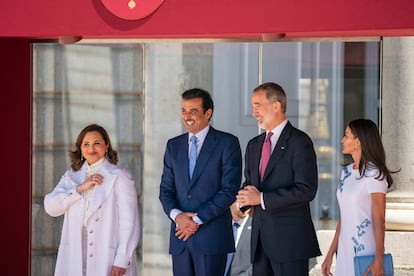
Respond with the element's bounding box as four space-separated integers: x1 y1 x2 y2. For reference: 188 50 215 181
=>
159 127 242 255
244 121 321 262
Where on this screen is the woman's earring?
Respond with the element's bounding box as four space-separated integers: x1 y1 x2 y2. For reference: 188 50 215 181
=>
81 153 84 161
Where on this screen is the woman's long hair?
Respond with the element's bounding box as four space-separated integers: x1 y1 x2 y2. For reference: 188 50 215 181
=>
347 119 399 188
69 124 118 171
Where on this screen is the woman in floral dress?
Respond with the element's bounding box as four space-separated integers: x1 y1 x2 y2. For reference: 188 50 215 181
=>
321 119 398 276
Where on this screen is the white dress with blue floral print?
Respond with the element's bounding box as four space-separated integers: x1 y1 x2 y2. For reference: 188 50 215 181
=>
335 163 388 276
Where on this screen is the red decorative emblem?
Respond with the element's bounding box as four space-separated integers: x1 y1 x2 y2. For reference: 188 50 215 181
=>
101 0 164 20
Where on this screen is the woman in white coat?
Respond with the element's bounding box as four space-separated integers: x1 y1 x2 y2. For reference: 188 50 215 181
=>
44 124 140 276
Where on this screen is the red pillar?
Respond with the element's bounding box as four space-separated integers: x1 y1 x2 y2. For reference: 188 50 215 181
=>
0 38 31 274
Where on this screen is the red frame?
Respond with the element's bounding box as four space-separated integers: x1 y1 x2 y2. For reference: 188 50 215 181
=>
0 0 413 274
0 38 32 275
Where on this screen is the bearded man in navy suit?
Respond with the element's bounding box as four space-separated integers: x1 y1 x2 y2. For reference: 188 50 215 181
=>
159 88 242 276
237 82 321 276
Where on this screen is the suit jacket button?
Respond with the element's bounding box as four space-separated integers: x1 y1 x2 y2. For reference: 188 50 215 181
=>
187 194 192 199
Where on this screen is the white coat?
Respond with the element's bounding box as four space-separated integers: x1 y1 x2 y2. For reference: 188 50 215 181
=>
44 160 140 276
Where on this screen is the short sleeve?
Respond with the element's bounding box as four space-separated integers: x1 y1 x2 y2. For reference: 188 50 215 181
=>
366 177 388 194
365 167 388 194
366 169 388 194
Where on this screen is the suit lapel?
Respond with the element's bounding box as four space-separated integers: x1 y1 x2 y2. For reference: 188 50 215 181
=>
251 133 265 186
262 122 292 182
87 161 117 218
177 135 191 186
238 216 252 245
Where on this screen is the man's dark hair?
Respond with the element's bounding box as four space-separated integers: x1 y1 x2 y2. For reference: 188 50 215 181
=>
182 88 214 114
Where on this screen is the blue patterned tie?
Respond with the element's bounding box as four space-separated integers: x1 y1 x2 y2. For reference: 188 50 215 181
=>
189 135 197 179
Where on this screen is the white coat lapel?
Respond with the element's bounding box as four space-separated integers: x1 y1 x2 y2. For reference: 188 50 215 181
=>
70 163 88 186
87 162 118 220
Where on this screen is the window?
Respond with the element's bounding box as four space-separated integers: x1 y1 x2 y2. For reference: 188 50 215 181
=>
32 40 380 275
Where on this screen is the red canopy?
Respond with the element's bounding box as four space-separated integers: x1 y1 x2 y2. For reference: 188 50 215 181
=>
1 0 413 39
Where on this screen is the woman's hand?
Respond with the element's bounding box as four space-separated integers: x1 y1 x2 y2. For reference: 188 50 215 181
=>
321 254 334 276
110 265 126 276
76 174 103 193
364 257 384 276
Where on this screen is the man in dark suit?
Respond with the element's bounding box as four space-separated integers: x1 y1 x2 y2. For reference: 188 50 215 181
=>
225 201 253 276
237 82 321 276
159 88 243 276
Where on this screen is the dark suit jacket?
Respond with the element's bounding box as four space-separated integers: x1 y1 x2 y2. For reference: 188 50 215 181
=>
231 216 253 276
159 127 242 255
244 121 321 262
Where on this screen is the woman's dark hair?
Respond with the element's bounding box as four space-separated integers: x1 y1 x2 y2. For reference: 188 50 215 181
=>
69 124 118 171
182 88 214 118
347 119 399 188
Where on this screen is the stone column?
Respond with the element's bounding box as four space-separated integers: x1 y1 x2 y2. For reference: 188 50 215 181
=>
142 43 184 276
382 37 414 193
382 37 414 274
142 43 214 275
382 37 414 230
